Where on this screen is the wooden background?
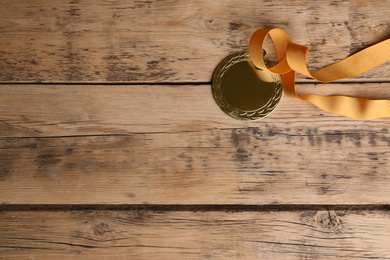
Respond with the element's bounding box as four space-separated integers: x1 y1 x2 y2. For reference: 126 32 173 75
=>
1 0 390 259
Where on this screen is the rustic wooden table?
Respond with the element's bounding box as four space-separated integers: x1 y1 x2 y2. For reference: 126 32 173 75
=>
1 0 390 259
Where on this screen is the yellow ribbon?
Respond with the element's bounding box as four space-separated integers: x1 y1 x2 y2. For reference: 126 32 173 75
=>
249 28 390 120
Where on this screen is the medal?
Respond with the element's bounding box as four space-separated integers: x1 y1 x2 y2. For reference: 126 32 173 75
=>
212 51 282 121
212 28 390 120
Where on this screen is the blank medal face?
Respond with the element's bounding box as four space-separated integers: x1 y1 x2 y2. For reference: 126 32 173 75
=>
212 52 282 121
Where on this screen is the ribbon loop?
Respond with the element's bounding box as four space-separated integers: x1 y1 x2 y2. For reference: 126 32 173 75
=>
249 28 390 120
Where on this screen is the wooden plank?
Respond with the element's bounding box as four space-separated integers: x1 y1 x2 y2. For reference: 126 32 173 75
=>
1 131 389 205
0 84 389 204
1 0 390 83
0 83 389 137
1 209 390 259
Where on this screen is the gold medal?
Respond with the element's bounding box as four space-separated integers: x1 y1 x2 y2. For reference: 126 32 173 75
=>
212 52 282 121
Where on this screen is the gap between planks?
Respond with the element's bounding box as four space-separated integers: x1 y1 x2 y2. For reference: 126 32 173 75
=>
1 204 390 212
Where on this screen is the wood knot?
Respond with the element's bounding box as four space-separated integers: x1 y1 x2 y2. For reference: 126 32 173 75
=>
315 211 341 231
93 222 113 236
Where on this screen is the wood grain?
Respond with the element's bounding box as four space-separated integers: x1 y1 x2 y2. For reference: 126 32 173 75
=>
1 209 390 259
0 83 389 137
2 1 390 258
1 0 390 83
0 84 389 204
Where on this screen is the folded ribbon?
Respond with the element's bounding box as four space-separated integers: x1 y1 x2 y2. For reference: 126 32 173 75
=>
249 28 390 120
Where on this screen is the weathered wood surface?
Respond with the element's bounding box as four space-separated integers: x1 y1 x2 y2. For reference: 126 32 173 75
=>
1 209 390 259
1 84 389 204
1 0 390 83
1 0 390 258
0 83 389 137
